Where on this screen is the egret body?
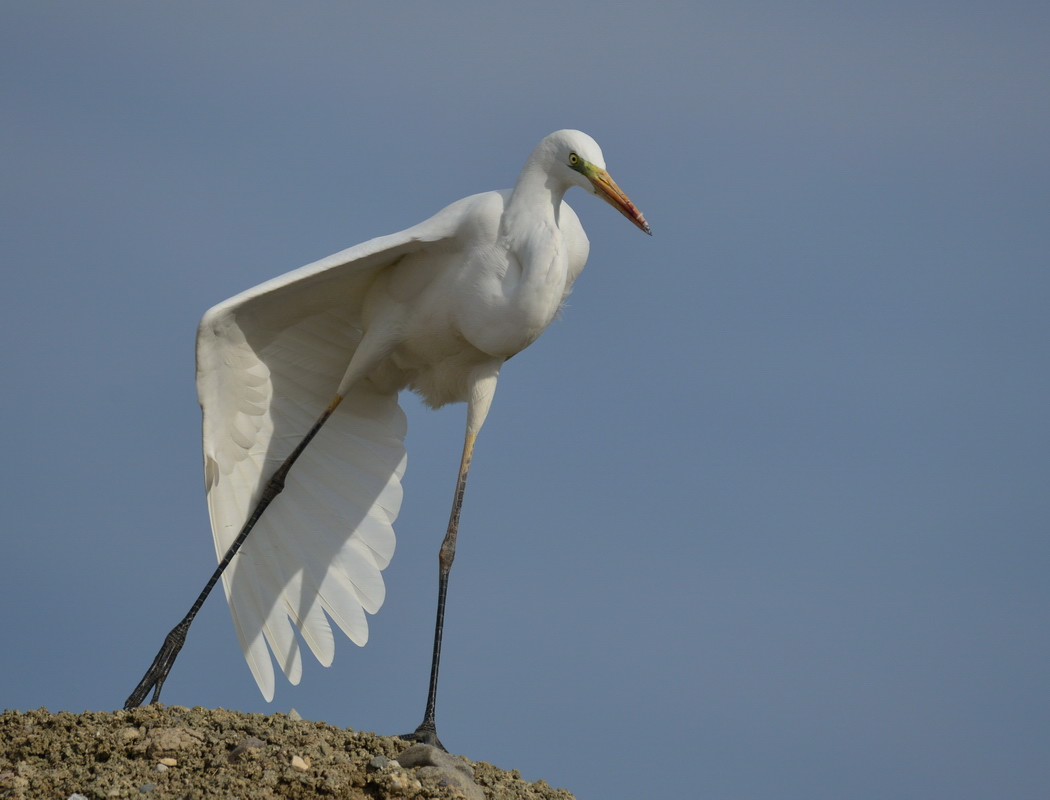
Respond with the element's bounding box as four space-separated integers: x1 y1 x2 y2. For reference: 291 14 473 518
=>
126 129 650 748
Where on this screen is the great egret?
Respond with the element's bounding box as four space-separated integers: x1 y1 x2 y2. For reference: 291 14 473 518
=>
125 129 650 748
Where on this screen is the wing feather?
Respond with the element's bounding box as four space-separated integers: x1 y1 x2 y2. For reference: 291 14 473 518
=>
195 200 472 699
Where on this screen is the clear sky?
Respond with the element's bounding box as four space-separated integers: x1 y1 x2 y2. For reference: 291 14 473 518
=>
2 2 1048 798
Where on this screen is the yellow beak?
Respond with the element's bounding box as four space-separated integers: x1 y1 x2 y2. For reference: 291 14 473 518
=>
581 162 652 235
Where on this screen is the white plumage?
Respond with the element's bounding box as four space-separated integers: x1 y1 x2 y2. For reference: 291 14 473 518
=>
198 299 406 699
129 130 649 741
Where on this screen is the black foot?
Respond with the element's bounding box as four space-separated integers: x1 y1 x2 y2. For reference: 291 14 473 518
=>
398 722 446 752
124 621 189 709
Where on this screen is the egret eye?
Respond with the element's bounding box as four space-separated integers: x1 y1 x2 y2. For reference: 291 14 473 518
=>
569 153 579 166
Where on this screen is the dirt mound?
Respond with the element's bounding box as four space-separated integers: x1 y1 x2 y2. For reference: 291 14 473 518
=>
0 705 574 799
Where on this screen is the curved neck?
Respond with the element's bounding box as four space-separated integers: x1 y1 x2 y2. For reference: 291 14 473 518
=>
502 154 569 237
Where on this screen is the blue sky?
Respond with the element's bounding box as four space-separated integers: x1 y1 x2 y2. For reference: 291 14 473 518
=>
2 2 1048 798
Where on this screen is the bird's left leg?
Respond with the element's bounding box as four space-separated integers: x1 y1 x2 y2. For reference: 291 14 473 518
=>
124 322 401 709
403 359 502 751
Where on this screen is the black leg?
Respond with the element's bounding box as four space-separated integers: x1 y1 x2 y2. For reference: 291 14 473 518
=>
123 397 342 709
400 430 476 751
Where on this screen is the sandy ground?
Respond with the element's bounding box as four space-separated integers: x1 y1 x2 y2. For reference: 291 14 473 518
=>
0 705 575 800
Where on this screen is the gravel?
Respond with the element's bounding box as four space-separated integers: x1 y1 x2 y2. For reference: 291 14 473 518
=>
0 705 575 800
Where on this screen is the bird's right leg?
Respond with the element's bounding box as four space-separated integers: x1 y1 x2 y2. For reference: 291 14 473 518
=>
402 359 502 750
124 325 400 709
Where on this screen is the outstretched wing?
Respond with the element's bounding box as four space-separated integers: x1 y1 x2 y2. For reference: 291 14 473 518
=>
196 197 475 700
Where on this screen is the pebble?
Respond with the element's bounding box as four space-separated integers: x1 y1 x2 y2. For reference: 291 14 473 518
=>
396 744 474 779
66 794 89 800
158 758 177 767
228 736 267 762
287 708 303 721
394 744 485 800
153 764 168 774
138 727 205 758
118 728 141 742
290 755 309 772
383 772 423 792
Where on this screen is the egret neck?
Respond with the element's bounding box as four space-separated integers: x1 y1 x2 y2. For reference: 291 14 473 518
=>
488 152 576 352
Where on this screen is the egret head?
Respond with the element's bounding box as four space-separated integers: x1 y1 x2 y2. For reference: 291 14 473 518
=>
539 129 651 235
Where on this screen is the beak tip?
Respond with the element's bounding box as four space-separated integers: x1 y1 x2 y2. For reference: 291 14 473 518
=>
590 168 651 237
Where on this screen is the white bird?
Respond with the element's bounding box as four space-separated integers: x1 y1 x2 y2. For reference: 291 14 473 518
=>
125 129 650 748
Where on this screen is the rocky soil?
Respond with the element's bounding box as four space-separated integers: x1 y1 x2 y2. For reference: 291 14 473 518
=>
0 705 575 800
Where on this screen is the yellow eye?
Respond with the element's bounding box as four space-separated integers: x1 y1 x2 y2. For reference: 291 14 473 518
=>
569 153 579 165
